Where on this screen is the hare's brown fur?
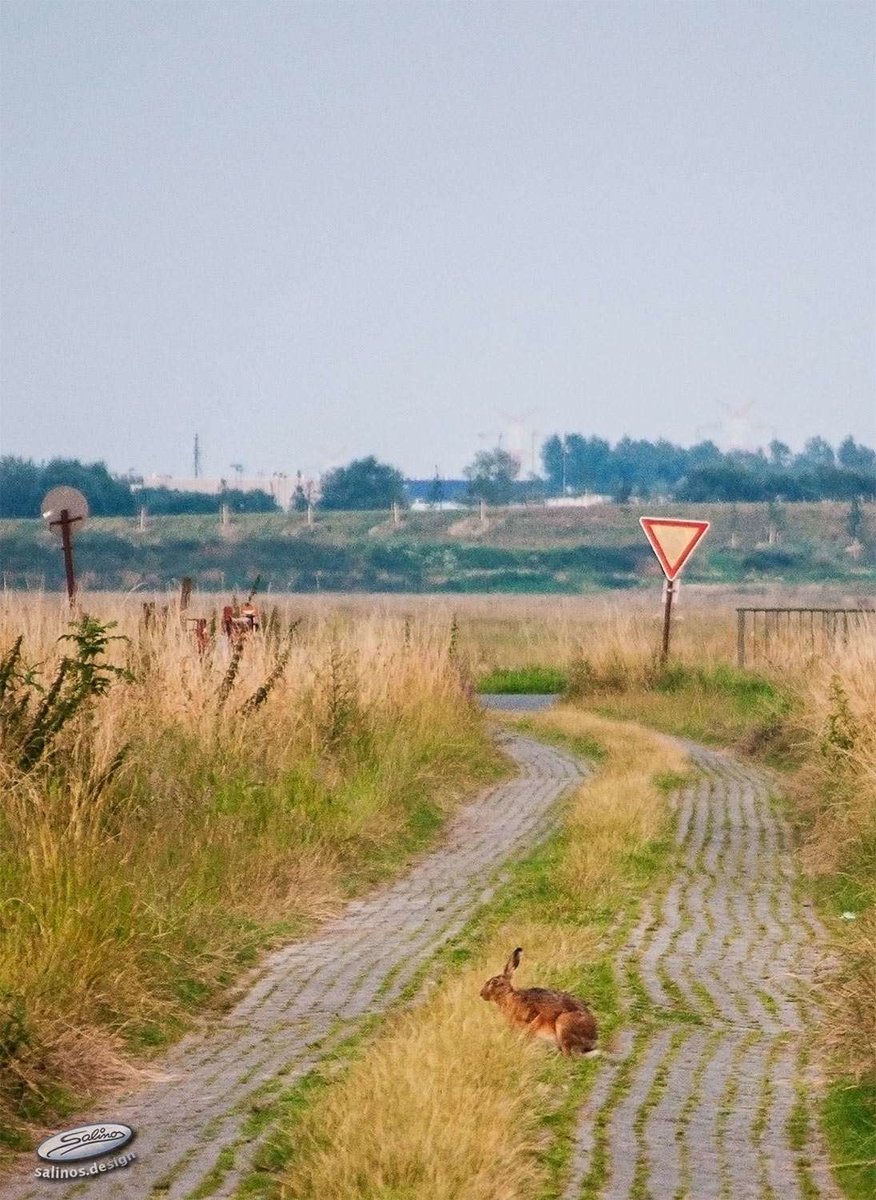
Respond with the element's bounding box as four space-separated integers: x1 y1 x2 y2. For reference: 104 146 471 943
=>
480 948 598 1056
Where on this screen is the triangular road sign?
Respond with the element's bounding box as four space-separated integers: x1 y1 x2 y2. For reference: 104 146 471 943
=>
639 517 710 581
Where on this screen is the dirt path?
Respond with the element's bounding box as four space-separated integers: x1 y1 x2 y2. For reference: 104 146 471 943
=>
6 732 583 1200
563 742 838 1200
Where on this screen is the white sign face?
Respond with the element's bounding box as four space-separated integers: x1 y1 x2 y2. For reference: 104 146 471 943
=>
639 516 710 581
41 487 89 536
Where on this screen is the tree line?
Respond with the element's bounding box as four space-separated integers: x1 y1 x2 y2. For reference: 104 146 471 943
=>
539 434 876 503
1 434 874 517
0 457 280 518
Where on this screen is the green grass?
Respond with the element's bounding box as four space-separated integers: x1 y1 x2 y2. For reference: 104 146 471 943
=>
573 662 797 766
477 665 569 694
508 716 607 765
3 500 874 591
822 1083 876 1200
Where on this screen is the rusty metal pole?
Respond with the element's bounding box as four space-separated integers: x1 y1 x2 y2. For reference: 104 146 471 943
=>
59 509 76 603
660 578 674 664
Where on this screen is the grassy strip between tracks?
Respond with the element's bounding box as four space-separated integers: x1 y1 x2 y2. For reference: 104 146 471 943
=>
233 706 686 1200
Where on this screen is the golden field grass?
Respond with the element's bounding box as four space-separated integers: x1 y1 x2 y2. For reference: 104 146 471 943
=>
0 593 501 1151
268 709 686 1200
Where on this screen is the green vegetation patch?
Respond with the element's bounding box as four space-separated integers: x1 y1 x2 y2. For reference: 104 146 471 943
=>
822 1082 876 1200
477 665 569 694
569 660 797 766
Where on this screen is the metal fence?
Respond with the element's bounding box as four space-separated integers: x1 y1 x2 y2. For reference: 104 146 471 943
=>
735 607 876 667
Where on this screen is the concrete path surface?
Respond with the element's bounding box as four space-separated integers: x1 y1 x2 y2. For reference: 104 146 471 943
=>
562 742 838 1200
4 732 582 1200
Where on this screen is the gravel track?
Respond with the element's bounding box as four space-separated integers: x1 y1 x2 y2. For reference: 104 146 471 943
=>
5 732 582 1200
563 742 838 1200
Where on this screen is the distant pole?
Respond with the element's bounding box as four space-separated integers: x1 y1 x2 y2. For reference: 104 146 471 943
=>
737 609 746 668
221 503 230 527
139 505 147 531
392 501 400 526
193 433 202 478
660 579 675 664
479 497 486 526
307 502 314 527
56 509 78 602
561 437 568 496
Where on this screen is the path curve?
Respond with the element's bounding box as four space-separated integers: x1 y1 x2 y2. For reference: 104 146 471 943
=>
563 740 838 1200
5 732 583 1200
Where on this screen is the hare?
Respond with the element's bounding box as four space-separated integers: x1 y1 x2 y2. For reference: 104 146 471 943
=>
480 947 599 1057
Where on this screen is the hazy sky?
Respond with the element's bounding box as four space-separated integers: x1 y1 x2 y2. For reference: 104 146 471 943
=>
1 0 874 481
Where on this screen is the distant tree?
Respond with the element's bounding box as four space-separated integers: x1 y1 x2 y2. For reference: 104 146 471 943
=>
427 471 445 507
292 473 309 512
541 435 565 493
464 447 520 505
41 458 136 515
687 440 723 468
0 457 43 517
319 456 406 510
838 436 876 472
796 437 835 469
768 440 792 468
137 487 278 514
221 488 279 513
0 456 135 517
846 495 865 542
137 488 218 515
677 464 770 502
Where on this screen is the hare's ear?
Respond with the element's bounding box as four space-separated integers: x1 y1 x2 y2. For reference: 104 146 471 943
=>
504 947 523 978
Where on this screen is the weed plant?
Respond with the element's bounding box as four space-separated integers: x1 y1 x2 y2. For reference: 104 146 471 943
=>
0 596 499 1150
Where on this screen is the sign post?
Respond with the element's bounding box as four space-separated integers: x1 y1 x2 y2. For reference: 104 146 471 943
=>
639 517 710 663
42 487 89 603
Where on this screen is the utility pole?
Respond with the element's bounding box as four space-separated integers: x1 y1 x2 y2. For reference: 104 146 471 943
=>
193 433 202 478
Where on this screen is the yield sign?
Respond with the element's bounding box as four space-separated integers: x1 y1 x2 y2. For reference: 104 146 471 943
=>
639 517 710 581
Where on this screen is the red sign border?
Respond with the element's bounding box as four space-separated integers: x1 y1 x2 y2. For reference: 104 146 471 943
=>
639 516 710 581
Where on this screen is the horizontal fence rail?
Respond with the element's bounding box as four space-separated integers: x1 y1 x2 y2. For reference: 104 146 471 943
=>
736 607 876 667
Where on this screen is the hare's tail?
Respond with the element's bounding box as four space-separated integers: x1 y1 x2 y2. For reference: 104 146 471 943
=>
582 1048 601 1059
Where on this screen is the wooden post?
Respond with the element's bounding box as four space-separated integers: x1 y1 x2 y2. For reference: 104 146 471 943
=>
60 509 77 603
737 609 746 668
180 577 193 611
221 503 230 527
660 578 675 664
139 505 147 531
307 502 314 527
479 498 486 527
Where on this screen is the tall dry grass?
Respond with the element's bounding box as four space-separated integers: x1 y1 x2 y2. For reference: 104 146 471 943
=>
0 593 499 1145
782 639 876 1085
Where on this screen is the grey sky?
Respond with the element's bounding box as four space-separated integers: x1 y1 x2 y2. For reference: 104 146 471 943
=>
1 0 873 482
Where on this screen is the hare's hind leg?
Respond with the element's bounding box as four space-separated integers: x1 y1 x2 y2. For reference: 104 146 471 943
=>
555 1010 598 1057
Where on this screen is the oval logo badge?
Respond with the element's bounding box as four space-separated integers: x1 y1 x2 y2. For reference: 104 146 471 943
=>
36 1123 134 1163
